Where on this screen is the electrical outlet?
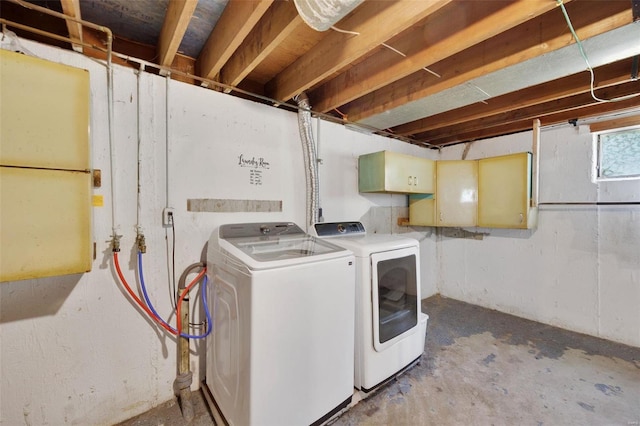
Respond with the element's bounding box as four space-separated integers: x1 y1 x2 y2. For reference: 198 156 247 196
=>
162 207 175 226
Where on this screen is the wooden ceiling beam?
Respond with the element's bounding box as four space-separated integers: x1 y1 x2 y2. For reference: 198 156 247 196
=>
157 0 198 68
196 0 273 82
265 0 453 102
424 82 640 141
542 98 640 128
427 96 640 147
221 0 303 88
395 59 634 136
589 115 640 132
421 120 535 147
310 0 563 114
82 28 197 84
342 0 633 123
418 81 640 144
59 0 82 52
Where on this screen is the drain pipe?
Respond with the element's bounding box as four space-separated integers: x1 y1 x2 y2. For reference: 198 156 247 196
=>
294 92 320 229
174 262 206 422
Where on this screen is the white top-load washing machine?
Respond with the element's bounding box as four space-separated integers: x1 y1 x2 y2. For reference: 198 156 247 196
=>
312 222 428 393
206 222 355 426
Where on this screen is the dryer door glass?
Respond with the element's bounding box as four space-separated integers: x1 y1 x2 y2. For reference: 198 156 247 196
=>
375 253 418 345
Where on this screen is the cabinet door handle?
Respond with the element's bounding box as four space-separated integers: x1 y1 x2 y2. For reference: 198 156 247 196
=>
414 176 418 186
408 176 413 185
519 213 524 223
439 212 443 222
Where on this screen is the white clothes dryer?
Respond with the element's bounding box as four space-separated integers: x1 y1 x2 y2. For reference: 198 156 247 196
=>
312 222 428 393
205 222 355 426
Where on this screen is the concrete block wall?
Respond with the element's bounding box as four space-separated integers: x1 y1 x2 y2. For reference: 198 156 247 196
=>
437 125 640 348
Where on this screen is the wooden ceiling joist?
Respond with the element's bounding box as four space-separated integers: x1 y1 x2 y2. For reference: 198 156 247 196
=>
220 0 303 88
342 0 633 123
265 0 453 102
419 80 640 143
196 0 273 83
417 84 640 146
395 59 635 136
59 0 82 52
157 0 198 68
310 0 563 114
590 115 640 133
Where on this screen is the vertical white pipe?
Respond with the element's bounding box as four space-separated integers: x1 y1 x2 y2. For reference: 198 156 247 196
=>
136 65 143 233
106 36 119 240
532 119 540 208
316 116 323 222
165 74 171 210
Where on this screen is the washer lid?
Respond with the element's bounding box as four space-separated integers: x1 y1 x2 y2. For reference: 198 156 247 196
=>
218 222 350 270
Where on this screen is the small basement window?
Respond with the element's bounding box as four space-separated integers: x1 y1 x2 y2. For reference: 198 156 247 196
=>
595 126 640 181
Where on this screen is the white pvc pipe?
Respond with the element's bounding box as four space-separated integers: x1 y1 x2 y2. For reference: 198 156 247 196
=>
136 65 145 234
532 119 540 208
165 74 171 210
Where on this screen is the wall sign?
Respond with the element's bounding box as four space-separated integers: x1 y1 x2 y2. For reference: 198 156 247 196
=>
238 154 271 186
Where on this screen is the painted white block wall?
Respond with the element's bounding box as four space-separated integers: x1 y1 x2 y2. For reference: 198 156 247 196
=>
0 38 436 425
438 125 640 348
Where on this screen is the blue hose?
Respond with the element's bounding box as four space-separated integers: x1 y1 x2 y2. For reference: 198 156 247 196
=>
138 251 212 339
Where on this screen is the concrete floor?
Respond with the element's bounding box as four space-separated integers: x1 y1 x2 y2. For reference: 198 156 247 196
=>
117 295 640 426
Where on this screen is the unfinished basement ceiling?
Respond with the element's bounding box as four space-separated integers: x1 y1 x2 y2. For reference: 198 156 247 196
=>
1 0 639 147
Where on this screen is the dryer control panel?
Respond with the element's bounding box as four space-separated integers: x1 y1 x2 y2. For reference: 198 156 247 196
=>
313 222 366 237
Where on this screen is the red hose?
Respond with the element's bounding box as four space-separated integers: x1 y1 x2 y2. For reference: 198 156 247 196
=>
176 268 207 338
114 252 177 335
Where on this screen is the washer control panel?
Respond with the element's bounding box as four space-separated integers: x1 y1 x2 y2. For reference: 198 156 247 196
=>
313 222 366 237
220 222 304 239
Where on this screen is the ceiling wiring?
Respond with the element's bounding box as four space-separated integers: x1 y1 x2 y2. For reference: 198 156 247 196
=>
381 43 441 78
330 25 360 35
557 0 640 103
330 25 442 78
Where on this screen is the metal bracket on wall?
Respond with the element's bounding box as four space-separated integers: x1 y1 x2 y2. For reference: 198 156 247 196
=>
93 169 101 187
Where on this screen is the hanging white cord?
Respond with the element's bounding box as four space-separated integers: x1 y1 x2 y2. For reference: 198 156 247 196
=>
331 26 442 78
330 25 360 35
381 42 442 78
556 0 640 103
465 82 490 104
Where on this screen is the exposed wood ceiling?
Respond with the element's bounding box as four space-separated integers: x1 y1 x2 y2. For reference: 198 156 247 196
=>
2 0 639 148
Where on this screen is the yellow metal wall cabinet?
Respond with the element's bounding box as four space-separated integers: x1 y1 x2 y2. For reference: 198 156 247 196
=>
358 151 435 194
408 194 436 226
436 160 478 227
407 153 535 229
478 152 533 229
0 49 92 282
